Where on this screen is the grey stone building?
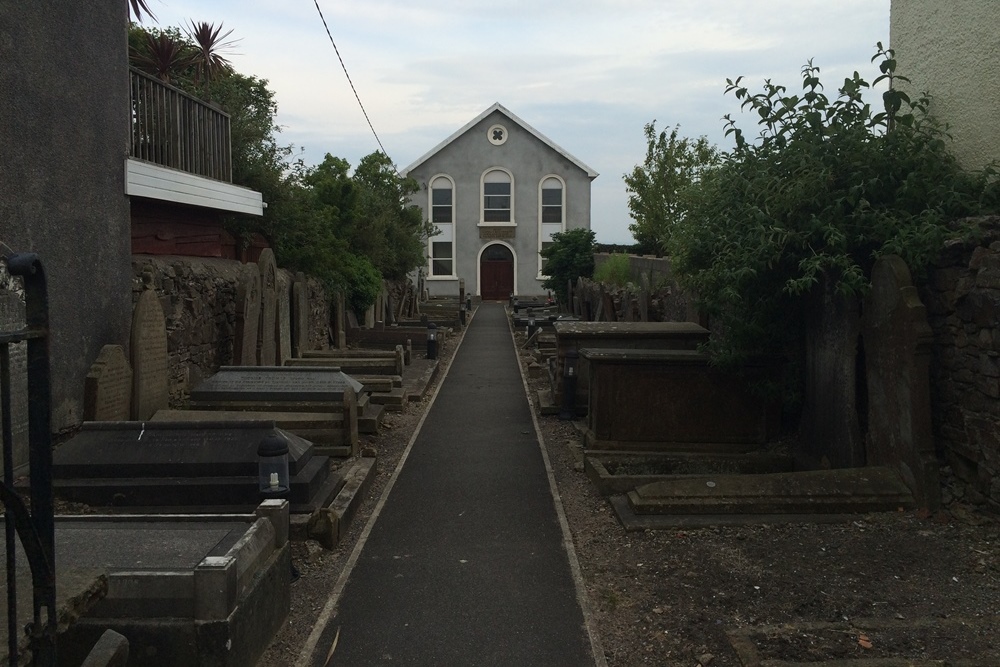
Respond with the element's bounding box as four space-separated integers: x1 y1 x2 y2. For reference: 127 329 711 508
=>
402 103 598 300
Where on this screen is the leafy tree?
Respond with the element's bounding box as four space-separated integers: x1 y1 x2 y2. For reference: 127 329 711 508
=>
128 24 435 317
541 228 597 304
350 152 433 280
664 44 997 367
624 123 718 253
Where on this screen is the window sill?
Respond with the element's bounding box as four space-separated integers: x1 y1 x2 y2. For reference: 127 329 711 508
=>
478 221 516 227
427 275 458 281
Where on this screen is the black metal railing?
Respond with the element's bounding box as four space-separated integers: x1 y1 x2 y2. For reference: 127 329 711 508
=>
129 67 233 183
2 254 55 666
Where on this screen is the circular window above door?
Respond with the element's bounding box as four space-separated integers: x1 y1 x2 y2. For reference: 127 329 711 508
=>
488 124 508 145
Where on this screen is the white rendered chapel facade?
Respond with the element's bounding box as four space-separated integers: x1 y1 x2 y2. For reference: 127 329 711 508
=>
402 103 598 300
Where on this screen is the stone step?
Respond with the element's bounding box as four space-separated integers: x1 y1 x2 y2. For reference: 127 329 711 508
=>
626 467 915 516
369 387 408 411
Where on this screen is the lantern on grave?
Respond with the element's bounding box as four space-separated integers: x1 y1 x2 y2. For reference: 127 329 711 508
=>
559 348 579 421
257 432 290 498
426 322 438 360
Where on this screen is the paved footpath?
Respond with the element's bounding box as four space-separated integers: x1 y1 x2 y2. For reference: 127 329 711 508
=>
312 303 597 666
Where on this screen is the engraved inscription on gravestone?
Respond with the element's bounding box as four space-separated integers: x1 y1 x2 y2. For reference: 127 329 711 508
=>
234 263 261 365
84 345 132 421
0 290 29 472
257 248 278 365
130 290 169 420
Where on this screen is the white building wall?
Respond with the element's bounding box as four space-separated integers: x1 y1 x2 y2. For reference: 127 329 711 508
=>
890 0 1000 170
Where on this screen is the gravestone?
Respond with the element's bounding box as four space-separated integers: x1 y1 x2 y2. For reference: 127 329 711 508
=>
233 263 261 365
862 255 941 509
276 270 292 366
190 366 363 403
0 289 28 472
189 366 362 454
257 248 278 365
130 290 169 420
83 345 132 421
51 420 340 511
292 279 309 357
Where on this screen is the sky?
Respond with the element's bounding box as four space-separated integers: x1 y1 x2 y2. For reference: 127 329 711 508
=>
143 0 892 244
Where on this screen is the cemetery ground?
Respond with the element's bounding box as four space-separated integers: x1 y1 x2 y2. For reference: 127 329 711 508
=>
261 319 998 666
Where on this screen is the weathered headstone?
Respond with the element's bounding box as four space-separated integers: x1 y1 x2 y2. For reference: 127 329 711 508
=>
130 290 169 420
292 279 310 357
862 255 941 509
257 248 278 365
83 345 132 421
0 289 28 472
276 270 292 366
233 263 261 365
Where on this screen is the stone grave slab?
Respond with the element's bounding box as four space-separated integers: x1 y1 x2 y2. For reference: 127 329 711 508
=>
51 420 341 511
190 366 363 403
0 289 29 472
153 409 356 456
233 263 261 365
44 510 290 667
257 248 278 365
130 290 169 420
83 345 132 421
626 467 914 516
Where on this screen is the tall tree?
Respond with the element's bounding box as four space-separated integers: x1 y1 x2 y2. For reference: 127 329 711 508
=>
624 123 718 254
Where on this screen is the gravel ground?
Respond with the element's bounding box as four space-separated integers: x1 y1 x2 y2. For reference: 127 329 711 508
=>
265 314 1000 667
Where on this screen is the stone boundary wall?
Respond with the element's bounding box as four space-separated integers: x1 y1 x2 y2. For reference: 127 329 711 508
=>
589 253 696 323
131 256 331 407
920 217 1000 511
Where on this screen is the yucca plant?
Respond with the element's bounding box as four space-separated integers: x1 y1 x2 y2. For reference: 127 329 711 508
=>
185 21 239 90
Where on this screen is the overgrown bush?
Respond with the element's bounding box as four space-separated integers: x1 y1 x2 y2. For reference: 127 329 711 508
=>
593 253 632 288
631 44 997 366
541 228 596 304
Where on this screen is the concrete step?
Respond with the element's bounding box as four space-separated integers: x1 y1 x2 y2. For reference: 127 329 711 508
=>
626 467 915 517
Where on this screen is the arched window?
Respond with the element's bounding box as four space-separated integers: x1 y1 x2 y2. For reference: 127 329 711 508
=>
428 175 455 277
482 169 513 224
538 176 565 277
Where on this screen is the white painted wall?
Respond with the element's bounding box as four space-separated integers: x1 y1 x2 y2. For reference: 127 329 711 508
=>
890 0 1000 170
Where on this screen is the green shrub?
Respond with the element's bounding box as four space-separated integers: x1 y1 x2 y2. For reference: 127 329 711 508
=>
654 45 997 366
594 253 632 287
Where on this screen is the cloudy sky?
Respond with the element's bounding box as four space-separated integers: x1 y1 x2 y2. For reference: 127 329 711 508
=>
144 0 892 244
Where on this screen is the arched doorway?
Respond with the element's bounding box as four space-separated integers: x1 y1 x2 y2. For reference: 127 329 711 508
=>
479 243 514 300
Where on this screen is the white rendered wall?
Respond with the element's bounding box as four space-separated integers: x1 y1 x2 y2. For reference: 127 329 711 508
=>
890 0 1000 170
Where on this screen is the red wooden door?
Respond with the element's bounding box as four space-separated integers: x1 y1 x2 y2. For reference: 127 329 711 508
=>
480 244 514 300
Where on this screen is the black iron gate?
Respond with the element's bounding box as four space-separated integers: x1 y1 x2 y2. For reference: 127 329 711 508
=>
2 253 55 665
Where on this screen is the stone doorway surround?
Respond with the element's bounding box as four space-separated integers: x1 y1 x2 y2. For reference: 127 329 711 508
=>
478 242 515 300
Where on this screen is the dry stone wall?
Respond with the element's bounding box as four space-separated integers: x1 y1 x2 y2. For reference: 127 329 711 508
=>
920 218 1000 511
131 255 331 407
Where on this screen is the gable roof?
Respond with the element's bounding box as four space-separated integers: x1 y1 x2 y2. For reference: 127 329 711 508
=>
401 102 599 179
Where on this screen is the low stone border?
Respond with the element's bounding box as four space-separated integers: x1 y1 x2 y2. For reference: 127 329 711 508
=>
726 616 1000 666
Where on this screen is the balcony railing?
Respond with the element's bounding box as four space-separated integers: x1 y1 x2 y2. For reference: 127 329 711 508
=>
129 67 232 182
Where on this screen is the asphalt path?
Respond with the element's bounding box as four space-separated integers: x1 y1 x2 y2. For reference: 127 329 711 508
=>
323 303 595 666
